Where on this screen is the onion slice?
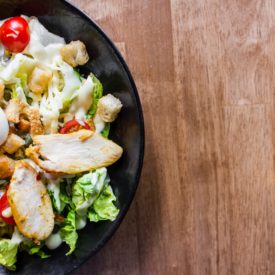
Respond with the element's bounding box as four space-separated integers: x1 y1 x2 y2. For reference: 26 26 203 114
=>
0 108 9 145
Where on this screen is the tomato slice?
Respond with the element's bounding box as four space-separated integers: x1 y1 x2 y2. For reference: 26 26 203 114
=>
0 16 30 53
0 192 15 225
60 119 91 134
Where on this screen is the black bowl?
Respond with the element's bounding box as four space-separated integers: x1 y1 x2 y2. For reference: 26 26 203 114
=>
0 0 144 274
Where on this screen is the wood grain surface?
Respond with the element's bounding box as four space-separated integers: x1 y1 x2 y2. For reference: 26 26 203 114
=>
71 1 275 274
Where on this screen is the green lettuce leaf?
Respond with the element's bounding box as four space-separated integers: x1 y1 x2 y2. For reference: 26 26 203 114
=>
0 53 36 83
47 180 68 213
20 241 49 259
72 168 108 216
73 69 82 80
88 185 119 222
47 181 62 213
47 179 74 213
0 239 19 271
60 182 73 209
60 210 78 255
17 73 28 89
9 83 27 102
101 123 110 138
87 74 103 118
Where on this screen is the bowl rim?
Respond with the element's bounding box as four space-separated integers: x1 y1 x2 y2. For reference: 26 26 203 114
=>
59 0 145 274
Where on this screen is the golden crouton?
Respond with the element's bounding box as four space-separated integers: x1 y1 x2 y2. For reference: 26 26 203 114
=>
3 134 25 154
5 99 27 123
18 116 30 132
0 155 15 178
24 107 44 136
28 67 52 94
97 94 123 122
60 40 89 67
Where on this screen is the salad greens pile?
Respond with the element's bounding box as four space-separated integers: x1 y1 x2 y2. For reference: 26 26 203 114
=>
0 16 122 270
48 168 119 256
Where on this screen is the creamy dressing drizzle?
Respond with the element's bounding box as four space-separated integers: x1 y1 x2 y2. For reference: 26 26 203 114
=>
45 232 63 250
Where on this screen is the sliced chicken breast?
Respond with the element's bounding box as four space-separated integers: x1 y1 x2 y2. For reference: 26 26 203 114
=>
26 130 123 174
7 161 54 241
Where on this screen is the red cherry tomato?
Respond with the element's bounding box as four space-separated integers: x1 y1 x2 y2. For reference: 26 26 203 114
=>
60 119 91 134
0 16 30 53
0 192 15 225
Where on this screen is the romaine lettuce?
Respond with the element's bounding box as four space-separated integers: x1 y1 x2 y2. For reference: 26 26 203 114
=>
0 227 28 270
60 210 78 255
20 241 49 259
101 123 110 138
88 185 119 222
72 168 108 216
47 179 73 213
87 74 103 118
47 180 64 213
0 239 19 270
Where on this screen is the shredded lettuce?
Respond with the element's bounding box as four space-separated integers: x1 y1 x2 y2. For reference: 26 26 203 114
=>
72 168 108 216
60 210 78 255
39 61 81 133
9 82 27 102
0 53 36 83
59 61 82 101
64 75 94 122
87 74 103 118
88 185 119 222
0 239 19 270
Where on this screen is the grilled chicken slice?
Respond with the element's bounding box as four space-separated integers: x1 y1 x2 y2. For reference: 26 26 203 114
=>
26 130 123 174
7 161 54 241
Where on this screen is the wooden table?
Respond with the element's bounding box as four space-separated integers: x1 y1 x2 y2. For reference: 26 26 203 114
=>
72 1 275 274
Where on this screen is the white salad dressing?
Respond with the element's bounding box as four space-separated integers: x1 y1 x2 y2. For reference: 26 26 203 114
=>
11 227 26 245
45 232 63 250
65 76 95 122
94 114 105 133
76 216 87 230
